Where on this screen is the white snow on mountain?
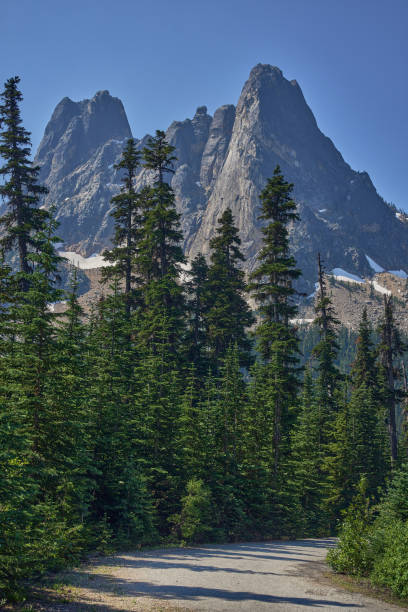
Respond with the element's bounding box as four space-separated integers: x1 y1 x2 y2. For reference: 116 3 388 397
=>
331 268 364 284
389 270 408 279
365 255 384 273
59 251 114 270
372 281 391 296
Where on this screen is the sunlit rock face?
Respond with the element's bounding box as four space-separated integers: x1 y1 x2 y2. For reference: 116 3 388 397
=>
35 65 408 291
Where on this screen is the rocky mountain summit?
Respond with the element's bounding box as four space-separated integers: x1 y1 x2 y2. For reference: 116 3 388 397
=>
35 64 408 292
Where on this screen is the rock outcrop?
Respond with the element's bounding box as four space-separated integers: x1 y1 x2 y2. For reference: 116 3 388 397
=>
35 90 132 254
35 64 408 291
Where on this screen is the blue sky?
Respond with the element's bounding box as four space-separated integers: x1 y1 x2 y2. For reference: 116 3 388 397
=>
2 0 408 209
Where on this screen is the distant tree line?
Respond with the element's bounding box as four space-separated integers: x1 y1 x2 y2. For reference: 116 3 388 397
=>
1 76 407 601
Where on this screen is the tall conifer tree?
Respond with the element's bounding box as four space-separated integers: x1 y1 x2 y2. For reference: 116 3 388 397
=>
103 138 142 317
138 130 186 353
249 166 301 475
0 77 48 285
206 208 254 372
378 295 405 467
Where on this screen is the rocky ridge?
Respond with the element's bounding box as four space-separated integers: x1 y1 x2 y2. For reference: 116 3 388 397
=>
35 64 408 293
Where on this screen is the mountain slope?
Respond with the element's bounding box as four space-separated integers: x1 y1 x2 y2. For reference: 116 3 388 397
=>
34 64 408 291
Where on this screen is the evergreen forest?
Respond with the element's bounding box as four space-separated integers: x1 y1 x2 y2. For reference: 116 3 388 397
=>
1 77 408 602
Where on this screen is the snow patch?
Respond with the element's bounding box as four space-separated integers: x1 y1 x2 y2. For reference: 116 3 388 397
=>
331 268 364 284
59 251 114 270
372 281 391 296
365 255 384 273
389 270 408 279
195 181 201 187
318 208 327 213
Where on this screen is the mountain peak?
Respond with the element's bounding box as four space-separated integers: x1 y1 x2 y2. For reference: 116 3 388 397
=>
194 105 208 116
93 89 110 98
249 63 284 80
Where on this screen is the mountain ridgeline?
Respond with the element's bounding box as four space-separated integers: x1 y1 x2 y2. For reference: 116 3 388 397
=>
35 64 408 291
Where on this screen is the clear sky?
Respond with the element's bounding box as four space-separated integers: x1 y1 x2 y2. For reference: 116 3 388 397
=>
2 0 407 209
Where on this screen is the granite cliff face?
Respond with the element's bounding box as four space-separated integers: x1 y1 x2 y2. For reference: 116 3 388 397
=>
36 90 132 254
35 64 408 291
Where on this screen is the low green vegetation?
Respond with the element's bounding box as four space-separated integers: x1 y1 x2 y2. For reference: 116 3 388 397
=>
1 76 407 603
328 466 408 600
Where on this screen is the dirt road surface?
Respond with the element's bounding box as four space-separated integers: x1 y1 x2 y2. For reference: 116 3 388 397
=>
42 539 404 611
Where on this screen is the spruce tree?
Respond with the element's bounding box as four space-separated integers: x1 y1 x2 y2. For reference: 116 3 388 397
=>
351 307 378 390
249 166 301 475
0 77 48 284
88 278 155 545
102 138 142 317
312 254 341 450
185 253 210 377
138 130 186 354
378 295 405 467
206 208 254 372
291 367 329 535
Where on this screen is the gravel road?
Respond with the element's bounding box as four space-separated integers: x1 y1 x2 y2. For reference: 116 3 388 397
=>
45 539 404 611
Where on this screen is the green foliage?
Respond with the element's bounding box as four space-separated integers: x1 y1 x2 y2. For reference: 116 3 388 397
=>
371 520 408 598
0 84 405 603
0 76 49 279
327 479 373 575
172 478 217 544
206 208 254 372
329 466 408 600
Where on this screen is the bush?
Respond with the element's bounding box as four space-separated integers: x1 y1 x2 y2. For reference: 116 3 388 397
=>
371 520 408 599
328 466 408 600
327 478 374 575
172 478 218 544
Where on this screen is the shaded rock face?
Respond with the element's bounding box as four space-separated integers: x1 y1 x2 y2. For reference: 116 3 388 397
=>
35 65 408 291
35 91 132 254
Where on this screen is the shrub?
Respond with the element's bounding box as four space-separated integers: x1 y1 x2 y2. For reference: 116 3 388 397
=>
371 520 408 599
172 478 218 544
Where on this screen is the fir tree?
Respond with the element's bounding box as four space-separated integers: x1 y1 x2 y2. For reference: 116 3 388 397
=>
138 130 186 354
0 77 48 285
351 307 378 390
185 254 210 376
206 208 254 372
249 166 301 475
291 367 329 535
312 253 340 400
378 295 406 466
102 138 142 317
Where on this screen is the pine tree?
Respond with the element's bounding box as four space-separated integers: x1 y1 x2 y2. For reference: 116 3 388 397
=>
249 166 301 476
102 138 142 317
0 77 49 285
206 208 254 372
